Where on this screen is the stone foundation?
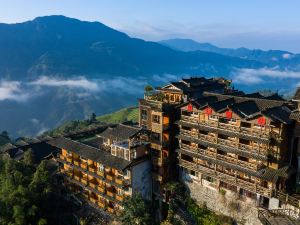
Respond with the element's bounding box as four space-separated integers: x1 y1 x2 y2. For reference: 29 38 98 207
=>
184 180 262 225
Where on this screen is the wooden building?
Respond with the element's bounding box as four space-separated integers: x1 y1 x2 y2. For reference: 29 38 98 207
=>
139 77 232 219
48 124 152 215
177 91 296 208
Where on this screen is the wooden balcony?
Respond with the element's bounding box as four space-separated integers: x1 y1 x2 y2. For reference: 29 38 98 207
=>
97 186 105 193
116 194 124 202
97 171 104 177
107 206 115 214
115 177 123 185
73 160 80 166
88 165 97 173
59 154 65 160
80 163 87 170
106 190 115 198
89 181 97 189
106 174 114 181
152 156 162 166
98 201 106 208
66 156 72 163
152 172 163 182
179 159 272 197
81 178 88 185
90 196 98 204
74 175 80 181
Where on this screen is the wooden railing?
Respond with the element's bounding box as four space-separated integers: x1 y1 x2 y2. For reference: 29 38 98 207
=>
180 116 273 139
179 159 272 197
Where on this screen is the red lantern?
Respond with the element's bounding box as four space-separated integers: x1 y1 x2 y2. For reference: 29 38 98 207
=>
226 110 232 119
187 104 193 112
257 116 266 125
205 107 212 115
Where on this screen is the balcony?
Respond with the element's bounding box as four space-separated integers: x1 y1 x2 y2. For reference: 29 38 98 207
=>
106 174 114 181
74 175 80 181
73 159 80 166
89 180 98 189
98 201 106 208
80 162 88 170
152 155 162 166
116 194 124 202
115 176 123 185
90 196 98 204
97 186 105 193
59 154 65 160
152 172 163 182
88 165 97 173
106 190 115 198
107 206 115 214
66 156 72 163
97 171 104 177
81 177 88 185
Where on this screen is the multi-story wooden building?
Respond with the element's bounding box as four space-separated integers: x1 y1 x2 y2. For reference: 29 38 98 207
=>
177 91 296 208
138 77 232 219
49 124 152 214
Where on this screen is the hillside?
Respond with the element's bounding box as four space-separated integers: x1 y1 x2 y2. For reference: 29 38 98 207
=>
97 107 138 124
46 107 138 137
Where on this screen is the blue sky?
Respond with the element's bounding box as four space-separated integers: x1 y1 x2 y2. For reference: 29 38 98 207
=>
1 0 300 52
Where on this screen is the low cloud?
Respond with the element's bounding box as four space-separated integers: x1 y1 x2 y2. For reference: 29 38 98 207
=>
0 81 29 101
29 76 99 91
231 68 300 84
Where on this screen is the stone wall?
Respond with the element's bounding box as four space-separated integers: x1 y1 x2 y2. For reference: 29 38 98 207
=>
184 180 262 225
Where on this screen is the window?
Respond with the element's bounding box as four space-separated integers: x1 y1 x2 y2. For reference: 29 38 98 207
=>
130 150 137 159
125 150 130 160
152 132 160 142
152 115 160 123
98 164 104 172
111 146 116 156
170 94 174 101
208 115 218 121
141 109 147 120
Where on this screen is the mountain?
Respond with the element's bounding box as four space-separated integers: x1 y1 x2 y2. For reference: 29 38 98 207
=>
0 16 264 81
159 39 300 70
0 16 270 137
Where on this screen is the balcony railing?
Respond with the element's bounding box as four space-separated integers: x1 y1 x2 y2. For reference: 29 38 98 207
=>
181 116 272 139
107 206 115 214
81 178 88 185
106 174 114 181
90 196 98 204
89 181 98 189
97 186 105 193
116 194 124 202
98 201 106 208
179 159 272 197
115 176 123 185
88 165 97 173
106 190 115 198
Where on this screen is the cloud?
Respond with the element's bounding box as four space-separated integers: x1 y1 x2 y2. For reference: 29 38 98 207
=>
0 81 29 101
231 68 300 84
29 76 99 91
282 53 293 59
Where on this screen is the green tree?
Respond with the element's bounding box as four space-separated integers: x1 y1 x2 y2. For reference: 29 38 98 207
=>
120 194 152 225
144 85 154 93
23 148 35 166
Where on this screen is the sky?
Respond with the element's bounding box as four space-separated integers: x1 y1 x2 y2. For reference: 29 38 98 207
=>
0 0 300 52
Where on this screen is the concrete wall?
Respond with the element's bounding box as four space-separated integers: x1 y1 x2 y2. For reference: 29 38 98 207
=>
131 160 152 201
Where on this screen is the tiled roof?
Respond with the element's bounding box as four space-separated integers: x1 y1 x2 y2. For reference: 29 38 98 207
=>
293 87 300 101
99 124 142 141
48 137 131 170
290 111 300 121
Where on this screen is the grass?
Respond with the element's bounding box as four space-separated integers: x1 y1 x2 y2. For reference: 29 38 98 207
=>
96 107 139 124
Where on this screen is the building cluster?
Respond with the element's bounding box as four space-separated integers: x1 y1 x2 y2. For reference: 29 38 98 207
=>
16 76 300 223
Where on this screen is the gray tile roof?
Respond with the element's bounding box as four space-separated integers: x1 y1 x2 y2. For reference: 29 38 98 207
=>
99 124 142 141
48 137 131 170
293 87 300 101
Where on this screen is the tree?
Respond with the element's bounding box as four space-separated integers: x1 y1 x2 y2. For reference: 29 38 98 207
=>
120 194 152 225
89 113 97 124
144 85 154 93
23 148 35 166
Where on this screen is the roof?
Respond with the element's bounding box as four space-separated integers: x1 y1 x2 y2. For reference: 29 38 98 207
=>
99 124 142 141
290 111 300 121
181 91 294 124
48 137 131 170
293 87 300 101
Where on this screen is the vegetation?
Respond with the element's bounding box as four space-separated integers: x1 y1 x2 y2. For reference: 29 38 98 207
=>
0 131 11 147
162 182 234 225
45 107 138 137
0 151 51 225
96 107 138 124
119 194 152 225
